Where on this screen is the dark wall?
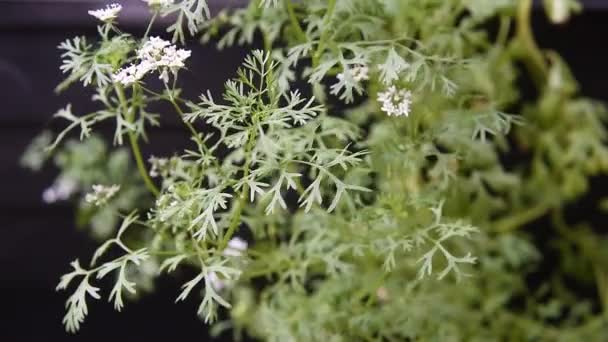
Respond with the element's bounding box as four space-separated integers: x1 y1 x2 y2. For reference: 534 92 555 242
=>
1 1 607 341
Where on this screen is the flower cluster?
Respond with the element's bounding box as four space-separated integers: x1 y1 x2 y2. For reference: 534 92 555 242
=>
351 65 370 82
336 65 369 83
42 177 78 204
148 156 169 178
209 237 249 290
114 37 191 86
85 184 121 206
142 0 174 10
223 237 248 257
377 86 413 117
88 3 122 23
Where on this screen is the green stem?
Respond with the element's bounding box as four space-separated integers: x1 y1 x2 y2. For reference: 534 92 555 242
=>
114 85 160 197
143 12 158 40
219 127 258 250
128 128 160 196
493 202 551 233
283 0 307 43
516 0 548 89
221 188 248 250
312 0 337 68
163 87 222 175
168 96 202 144
595 265 608 316
497 15 511 47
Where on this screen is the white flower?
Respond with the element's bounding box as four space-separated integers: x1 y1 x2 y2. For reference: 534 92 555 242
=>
336 65 369 84
114 60 155 86
377 86 413 117
157 45 192 69
223 237 248 257
137 37 171 61
42 177 78 204
351 65 370 82
142 0 174 10
88 3 122 22
148 156 169 178
207 237 248 291
113 37 191 86
545 0 570 24
208 272 226 291
138 37 191 73
113 65 138 86
85 184 121 206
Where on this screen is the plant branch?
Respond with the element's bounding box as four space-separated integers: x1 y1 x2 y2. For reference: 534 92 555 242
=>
493 202 551 233
219 126 258 251
516 0 548 90
312 0 337 68
114 85 160 197
284 0 307 43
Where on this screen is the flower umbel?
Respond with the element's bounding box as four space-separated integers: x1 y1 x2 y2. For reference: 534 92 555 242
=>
142 0 175 10
42 177 78 204
377 86 413 117
351 65 370 83
85 184 121 206
336 65 370 84
148 156 169 178
88 4 122 23
208 237 249 290
113 37 191 86
223 237 248 257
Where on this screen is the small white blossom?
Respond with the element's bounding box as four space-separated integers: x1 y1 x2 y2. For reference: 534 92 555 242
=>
88 3 122 22
137 37 171 61
207 238 248 291
113 37 191 86
42 178 78 204
545 0 570 24
148 156 169 178
142 0 174 10
223 237 248 257
208 272 226 291
113 65 139 86
138 37 191 72
85 184 121 206
377 86 413 117
336 65 369 84
352 65 370 83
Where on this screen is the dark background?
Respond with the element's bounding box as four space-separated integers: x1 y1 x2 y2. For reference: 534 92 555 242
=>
1 1 607 341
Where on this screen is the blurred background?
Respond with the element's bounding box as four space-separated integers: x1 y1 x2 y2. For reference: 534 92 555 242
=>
1 0 607 341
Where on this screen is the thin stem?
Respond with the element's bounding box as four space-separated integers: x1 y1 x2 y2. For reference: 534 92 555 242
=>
516 0 548 89
497 15 511 47
143 12 158 40
114 85 160 196
312 0 337 68
163 84 221 174
493 202 551 233
283 0 307 43
169 97 202 144
221 188 248 251
128 128 160 196
594 265 608 316
219 126 258 250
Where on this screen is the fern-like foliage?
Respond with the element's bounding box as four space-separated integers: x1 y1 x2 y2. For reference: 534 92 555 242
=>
21 0 608 340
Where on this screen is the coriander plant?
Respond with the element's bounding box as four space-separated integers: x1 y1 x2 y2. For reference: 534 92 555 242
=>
21 0 608 340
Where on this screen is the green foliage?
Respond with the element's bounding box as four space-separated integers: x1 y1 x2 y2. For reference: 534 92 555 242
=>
21 0 608 340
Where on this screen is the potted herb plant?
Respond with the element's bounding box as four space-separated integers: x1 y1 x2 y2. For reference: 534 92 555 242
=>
20 0 608 340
